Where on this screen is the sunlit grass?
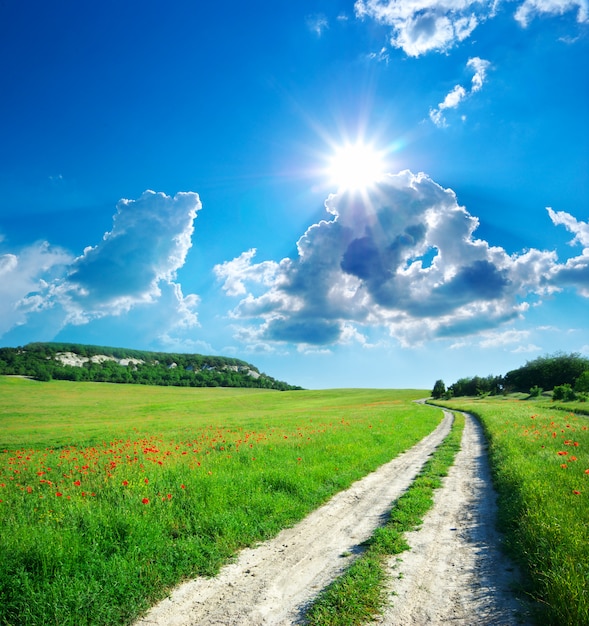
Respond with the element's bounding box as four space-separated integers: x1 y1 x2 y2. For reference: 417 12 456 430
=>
0 377 438 626
436 397 589 626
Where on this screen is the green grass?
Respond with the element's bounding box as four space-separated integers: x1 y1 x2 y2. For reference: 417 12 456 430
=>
436 397 589 626
0 377 438 626
303 412 464 625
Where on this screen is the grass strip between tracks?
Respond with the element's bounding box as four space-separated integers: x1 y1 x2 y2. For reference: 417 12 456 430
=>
303 411 464 626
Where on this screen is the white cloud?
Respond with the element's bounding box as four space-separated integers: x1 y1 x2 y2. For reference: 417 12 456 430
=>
468 57 491 91
0 191 202 343
0 241 73 337
515 0 588 26
307 14 329 36
367 47 390 63
216 170 573 348
355 0 586 56
430 57 491 127
58 190 201 321
355 0 487 56
547 207 589 297
213 249 279 297
478 329 532 348
547 206 589 248
512 343 542 353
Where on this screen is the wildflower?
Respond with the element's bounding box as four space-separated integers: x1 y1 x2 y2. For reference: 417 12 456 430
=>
180 484 185 489
144 478 149 484
73 480 81 486
56 492 63 497
561 464 568 469
584 469 589 475
26 486 32 493
122 480 129 486
557 451 568 456
570 456 578 462
142 497 149 504
573 490 581 495
167 494 172 500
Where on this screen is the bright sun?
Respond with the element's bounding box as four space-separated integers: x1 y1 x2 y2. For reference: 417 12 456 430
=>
326 142 386 192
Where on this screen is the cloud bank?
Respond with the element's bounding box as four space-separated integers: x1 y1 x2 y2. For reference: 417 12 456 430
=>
355 0 587 56
216 170 588 348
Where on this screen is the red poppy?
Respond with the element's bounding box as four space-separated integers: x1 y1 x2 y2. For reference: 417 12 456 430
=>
584 469 589 475
56 492 63 497
144 478 149 484
122 480 129 486
180 484 185 489
142 497 149 504
73 480 81 486
573 490 581 495
557 451 568 456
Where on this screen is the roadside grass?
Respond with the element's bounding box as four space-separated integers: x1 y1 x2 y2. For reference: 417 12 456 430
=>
0 377 438 626
435 397 589 626
303 411 464 626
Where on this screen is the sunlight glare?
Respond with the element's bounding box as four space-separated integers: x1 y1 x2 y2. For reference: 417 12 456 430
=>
327 142 386 192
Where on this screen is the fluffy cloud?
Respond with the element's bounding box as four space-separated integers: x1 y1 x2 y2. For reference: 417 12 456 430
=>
515 0 588 26
355 0 586 56
430 57 491 127
0 191 202 342
548 206 589 248
0 241 72 337
355 0 488 56
58 190 201 322
547 207 589 297
216 170 568 347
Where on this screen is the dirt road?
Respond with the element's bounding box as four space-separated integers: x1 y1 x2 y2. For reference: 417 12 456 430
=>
371 412 532 625
135 410 530 625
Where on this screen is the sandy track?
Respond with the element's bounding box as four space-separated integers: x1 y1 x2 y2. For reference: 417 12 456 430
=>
135 412 453 626
371 412 532 625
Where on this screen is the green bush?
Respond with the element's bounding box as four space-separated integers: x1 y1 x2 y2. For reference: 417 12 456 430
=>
552 383 576 402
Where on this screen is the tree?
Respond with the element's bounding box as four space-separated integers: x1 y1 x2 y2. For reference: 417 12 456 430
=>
575 371 589 393
432 379 446 399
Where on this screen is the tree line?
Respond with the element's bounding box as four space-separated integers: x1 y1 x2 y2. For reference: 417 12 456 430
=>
432 352 589 401
0 342 303 391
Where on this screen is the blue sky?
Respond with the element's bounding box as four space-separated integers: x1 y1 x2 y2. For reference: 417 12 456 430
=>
0 0 587 389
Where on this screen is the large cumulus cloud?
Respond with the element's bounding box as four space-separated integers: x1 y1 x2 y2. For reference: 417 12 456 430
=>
215 170 583 347
57 190 201 322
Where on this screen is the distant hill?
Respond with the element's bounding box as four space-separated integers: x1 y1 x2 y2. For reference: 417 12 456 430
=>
0 342 302 391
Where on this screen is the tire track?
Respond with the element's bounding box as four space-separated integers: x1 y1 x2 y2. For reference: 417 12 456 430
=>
371 412 533 625
135 412 452 626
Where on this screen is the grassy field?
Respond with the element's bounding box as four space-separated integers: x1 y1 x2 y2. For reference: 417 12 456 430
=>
0 377 438 626
436 396 589 626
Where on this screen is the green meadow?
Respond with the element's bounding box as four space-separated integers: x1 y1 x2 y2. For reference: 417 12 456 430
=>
0 377 439 626
436 396 589 626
